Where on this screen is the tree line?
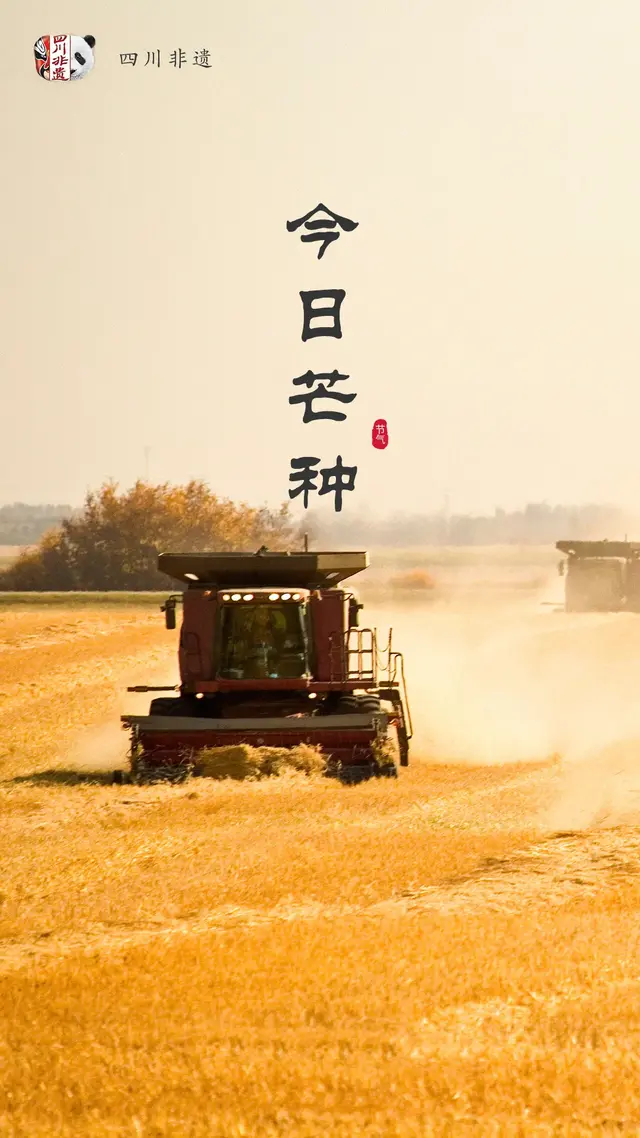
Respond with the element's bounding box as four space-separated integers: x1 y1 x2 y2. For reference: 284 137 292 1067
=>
1 487 637 590
306 502 639 548
0 482 297 591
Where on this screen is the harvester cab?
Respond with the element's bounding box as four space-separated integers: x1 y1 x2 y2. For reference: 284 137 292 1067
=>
121 549 412 783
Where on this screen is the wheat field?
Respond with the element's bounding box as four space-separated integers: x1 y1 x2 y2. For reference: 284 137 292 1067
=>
2 558 640 1134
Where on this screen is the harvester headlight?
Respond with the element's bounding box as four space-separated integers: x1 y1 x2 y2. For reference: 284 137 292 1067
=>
282 592 291 600
269 592 279 601
222 594 231 601
292 593 301 600
243 593 254 601
231 593 241 601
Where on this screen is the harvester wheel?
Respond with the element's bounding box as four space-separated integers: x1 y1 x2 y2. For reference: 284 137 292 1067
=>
396 719 409 767
335 695 359 714
375 762 398 779
149 696 198 717
358 695 381 714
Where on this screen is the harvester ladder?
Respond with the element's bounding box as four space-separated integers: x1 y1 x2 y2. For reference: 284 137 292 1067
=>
376 629 393 680
346 627 376 681
373 631 413 767
389 651 413 739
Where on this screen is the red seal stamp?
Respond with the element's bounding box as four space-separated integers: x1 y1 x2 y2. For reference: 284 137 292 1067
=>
372 419 388 449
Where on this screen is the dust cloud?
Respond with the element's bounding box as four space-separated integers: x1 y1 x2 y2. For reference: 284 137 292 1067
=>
368 582 640 829
64 661 179 775
63 567 640 827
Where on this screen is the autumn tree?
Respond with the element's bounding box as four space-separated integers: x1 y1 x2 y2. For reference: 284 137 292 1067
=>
0 481 298 590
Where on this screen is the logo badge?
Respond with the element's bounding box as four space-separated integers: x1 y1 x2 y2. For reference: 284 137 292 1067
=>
372 419 388 449
34 34 96 81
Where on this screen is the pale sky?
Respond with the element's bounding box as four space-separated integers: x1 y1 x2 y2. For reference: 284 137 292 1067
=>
3 1 640 519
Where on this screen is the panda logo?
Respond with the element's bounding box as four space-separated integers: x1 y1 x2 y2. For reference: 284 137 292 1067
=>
70 35 96 80
33 34 96 81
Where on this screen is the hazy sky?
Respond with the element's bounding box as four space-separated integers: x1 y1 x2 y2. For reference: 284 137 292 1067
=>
4 1 640 519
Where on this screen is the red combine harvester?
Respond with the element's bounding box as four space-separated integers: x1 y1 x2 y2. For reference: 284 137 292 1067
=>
120 549 413 783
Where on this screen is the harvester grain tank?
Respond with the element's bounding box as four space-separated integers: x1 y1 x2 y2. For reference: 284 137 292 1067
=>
556 540 640 612
121 549 412 782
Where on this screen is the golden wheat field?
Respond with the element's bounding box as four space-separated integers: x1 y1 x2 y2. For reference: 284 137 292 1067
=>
3 554 640 1135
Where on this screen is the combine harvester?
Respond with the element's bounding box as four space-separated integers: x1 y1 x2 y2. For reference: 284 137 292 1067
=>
556 540 640 612
120 549 412 783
